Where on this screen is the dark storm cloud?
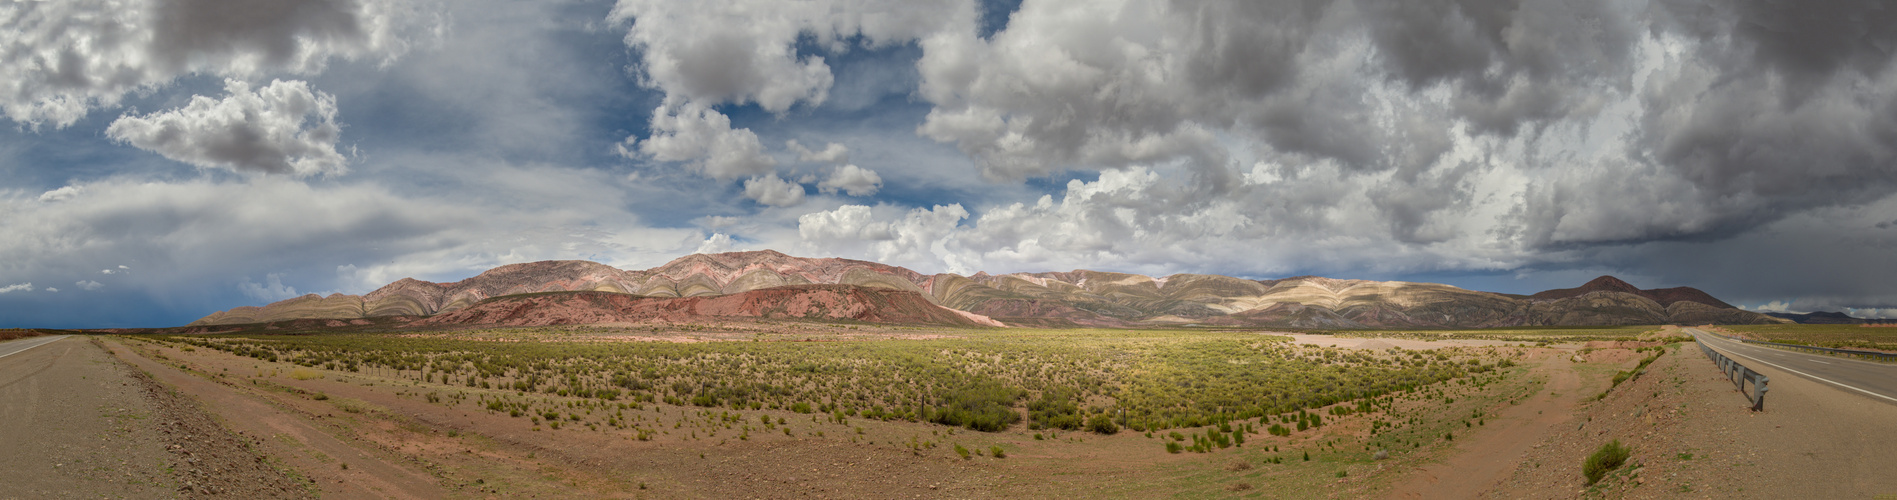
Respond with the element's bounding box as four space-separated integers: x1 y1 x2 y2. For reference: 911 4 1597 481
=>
147 0 366 73
0 0 423 127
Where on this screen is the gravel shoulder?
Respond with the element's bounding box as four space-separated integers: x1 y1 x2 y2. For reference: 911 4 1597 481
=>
0 336 304 499
99 337 445 499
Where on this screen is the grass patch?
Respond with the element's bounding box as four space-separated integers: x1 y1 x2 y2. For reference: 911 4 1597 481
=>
1583 439 1631 485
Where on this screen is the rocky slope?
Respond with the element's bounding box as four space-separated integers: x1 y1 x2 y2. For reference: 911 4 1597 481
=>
409 286 1004 328
191 250 1784 328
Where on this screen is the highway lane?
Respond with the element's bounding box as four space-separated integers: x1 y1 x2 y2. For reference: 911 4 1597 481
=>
0 334 68 360
1689 328 1897 405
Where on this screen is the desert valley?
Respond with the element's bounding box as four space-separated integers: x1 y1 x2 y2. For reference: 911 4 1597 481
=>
10 1 1897 498
6 251 1896 498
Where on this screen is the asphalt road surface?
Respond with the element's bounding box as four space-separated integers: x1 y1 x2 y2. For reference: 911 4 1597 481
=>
0 334 68 359
1689 327 1897 406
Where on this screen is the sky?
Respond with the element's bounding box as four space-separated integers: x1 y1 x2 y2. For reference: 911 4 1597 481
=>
5 0 1897 328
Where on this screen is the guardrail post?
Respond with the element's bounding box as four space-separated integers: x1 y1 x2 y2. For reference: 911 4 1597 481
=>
1697 336 1767 412
1749 375 1768 411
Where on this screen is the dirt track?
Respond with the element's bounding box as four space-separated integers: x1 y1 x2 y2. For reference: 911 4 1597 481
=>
1386 353 1585 499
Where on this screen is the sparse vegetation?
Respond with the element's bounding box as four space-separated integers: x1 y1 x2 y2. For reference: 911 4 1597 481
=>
1584 439 1631 485
155 326 1494 438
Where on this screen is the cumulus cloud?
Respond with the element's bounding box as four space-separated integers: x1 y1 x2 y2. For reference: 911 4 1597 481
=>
106 79 348 176
694 232 737 254
741 174 806 207
817 164 882 196
888 0 1897 275
797 203 971 272
788 140 850 165
625 103 774 180
238 273 296 301
609 0 974 112
610 0 974 179
76 280 104 291
0 283 32 294
0 0 435 128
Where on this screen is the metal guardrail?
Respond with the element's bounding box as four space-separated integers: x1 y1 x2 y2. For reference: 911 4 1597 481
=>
1698 338 1768 411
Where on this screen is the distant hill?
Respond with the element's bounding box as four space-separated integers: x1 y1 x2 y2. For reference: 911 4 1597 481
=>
191 251 1784 328
1529 275 1736 309
1763 311 1868 324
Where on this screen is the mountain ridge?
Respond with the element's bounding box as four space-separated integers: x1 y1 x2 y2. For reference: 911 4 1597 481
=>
191 251 1785 328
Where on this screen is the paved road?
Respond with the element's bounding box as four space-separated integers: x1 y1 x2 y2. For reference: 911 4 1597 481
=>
1689 328 1897 405
0 334 68 360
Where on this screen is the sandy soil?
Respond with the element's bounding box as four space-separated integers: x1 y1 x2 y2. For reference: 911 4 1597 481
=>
0 336 303 499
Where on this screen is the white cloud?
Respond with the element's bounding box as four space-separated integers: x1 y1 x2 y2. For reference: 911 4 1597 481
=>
38 186 81 203
0 0 437 128
610 0 973 182
788 140 850 165
1748 301 1795 313
0 283 32 294
695 232 737 254
45 287 59 293
0 172 710 315
741 174 806 207
238 274 296 301
76 280 104 291
625 103 775 180
106 79 347 176
797 203 970 273
817 164 882 196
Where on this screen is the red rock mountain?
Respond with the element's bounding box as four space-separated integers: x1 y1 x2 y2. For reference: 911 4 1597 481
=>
191 251 1784 328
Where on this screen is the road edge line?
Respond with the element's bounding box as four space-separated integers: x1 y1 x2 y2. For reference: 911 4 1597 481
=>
1700 335 1897 405
0 335 68 360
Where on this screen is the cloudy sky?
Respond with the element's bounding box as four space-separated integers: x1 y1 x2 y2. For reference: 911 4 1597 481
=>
5 0 1897 327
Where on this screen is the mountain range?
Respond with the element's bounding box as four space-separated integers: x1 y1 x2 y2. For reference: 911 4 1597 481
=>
191 250 1784 329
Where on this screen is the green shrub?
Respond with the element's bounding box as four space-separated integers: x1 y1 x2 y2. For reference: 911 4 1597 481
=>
1583 439 1631 485
990 445 1005 458
1086 413 1120 434
1028 389 1084 430
954 443 971 460
930 382 1023 432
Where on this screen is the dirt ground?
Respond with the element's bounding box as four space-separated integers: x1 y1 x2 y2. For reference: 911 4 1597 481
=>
0 336 304 499
1486 343 1897 498
16 331 1880 499
1385 352 1587 499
